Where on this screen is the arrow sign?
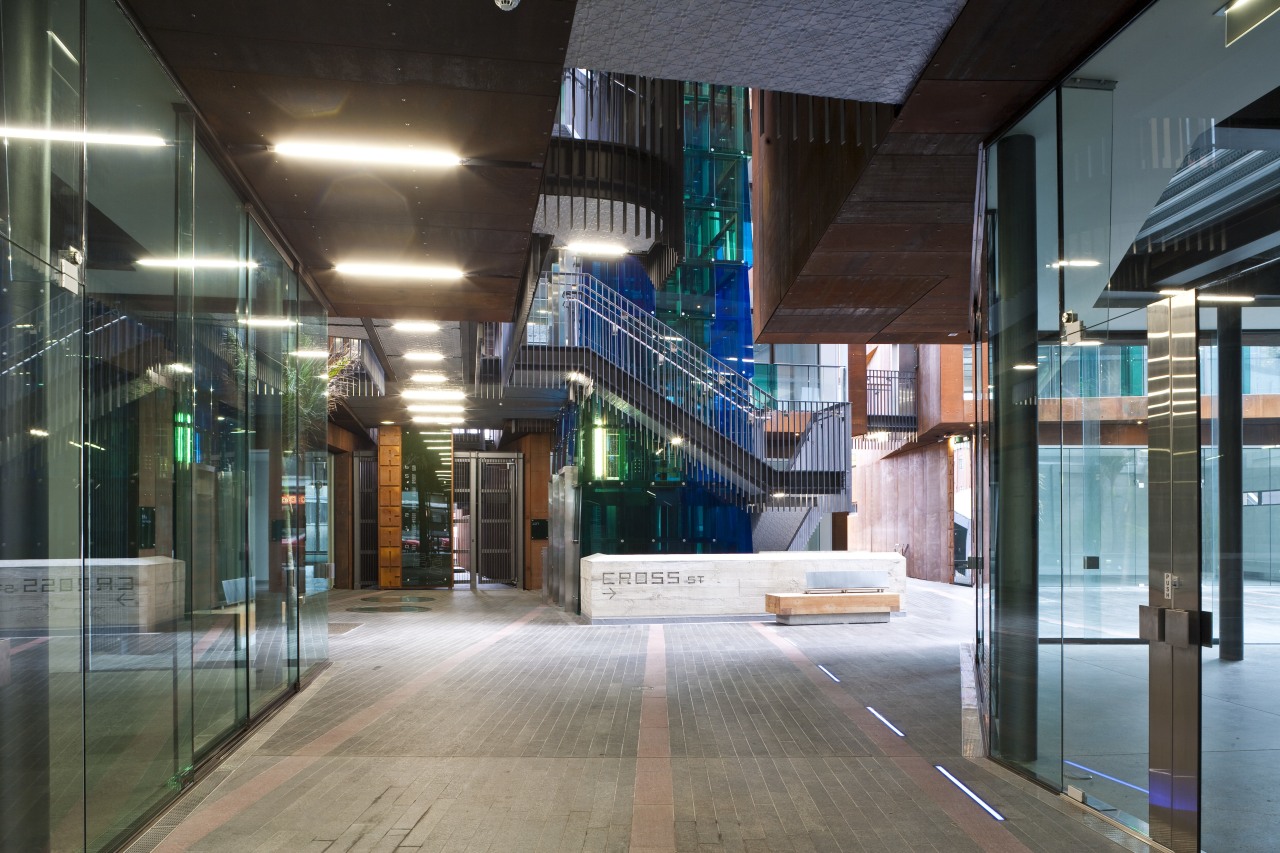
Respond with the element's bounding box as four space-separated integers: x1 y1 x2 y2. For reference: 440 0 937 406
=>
603 586 617 599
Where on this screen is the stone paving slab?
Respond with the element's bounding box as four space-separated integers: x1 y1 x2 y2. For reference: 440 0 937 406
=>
126 582 1148 853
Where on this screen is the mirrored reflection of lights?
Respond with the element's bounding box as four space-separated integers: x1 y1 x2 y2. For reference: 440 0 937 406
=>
1198 294 1255 303
138 258 258 269
401 389 466 401
403 351 446 362
392 320 441 332
273 141 462 168
669 436 685 446
1046 259 1101 268
564 241 628 257
409 372 449 383
238 317 295 328
0 126 166 146
334 262 464 280
408 404 465 413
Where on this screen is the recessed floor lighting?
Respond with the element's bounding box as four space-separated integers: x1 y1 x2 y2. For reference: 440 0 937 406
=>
274 141 461 168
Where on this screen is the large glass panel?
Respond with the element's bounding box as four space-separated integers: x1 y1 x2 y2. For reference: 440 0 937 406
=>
1057 80 1154 831
245 221 296 714
295 281 328 676
83 0 194 845
0 1 86 850
188 141 249 753
986 93 1064 790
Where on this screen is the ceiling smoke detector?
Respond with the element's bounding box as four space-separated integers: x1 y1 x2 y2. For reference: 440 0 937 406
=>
494 0 520 9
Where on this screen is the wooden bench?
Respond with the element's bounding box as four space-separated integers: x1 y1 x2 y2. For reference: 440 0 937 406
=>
766 569 902 625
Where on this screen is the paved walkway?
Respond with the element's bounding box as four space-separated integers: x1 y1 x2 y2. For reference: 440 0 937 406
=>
128 581 1149 853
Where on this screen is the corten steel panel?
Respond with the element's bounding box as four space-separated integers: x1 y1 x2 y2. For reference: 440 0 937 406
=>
123 0 577 323
751 0 1150 345
849 345 868 437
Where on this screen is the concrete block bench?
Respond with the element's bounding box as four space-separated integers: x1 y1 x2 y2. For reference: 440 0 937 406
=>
766 570 902 625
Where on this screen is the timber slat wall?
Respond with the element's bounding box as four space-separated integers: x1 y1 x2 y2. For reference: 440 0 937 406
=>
377 427 402 588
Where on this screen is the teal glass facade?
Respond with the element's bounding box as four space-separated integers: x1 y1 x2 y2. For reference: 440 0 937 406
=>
573 83 756 556
0 1 328 849
981 2 1280 849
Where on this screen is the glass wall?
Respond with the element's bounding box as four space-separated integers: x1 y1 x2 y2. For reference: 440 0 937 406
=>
985 1 1280 849
0 1 328 850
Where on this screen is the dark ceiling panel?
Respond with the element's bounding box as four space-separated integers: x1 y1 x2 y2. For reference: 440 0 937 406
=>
123 0 576 325
752 0 1150 344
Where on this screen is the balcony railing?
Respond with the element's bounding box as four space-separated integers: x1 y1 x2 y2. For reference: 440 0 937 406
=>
866 369 917 434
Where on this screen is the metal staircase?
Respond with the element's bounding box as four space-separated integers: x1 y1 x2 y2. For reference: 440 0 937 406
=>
479 272 851 549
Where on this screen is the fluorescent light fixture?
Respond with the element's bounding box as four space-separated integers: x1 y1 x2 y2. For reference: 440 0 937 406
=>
866 707 906 737
335 262 464 280
412 415 463 424
291 349 330 358
772 492 788 498
137 258 258 269
1047 259 1101 268
408 372 449 384
29 428 50 438
0 126 166 147
564 241 628 257
274 141 461 168
380 420 396 425
402 389 465 401
934 766 1005 820
816 664 841 683
238 317 295 328
169 363 193 373
393 320 441 332
1159 289 1188 296
669 436 685 446
1012 363 1037 371
662 335 683 341
408 404 465 413
403 351 446 362
1198 294 1255 303
1070 339 1104 347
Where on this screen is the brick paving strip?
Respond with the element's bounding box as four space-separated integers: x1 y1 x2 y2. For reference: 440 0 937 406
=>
750 621 1035 853
150 604 546 853
630 624 676 852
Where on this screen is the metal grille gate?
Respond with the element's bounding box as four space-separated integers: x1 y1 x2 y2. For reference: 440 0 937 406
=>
451 452 523 588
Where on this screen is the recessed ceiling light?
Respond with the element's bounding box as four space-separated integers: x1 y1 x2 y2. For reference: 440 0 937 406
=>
291 350 329 358
403 352 446 362
393 320 441 332
1013 364 1037 371
0 126 166 147
1047 259 1101 268
335 262 464 281
238 317 295 328
564 241 628 257
408 372 449 383
413 415 463 424
380 420 395 425
402 389 466 401
273 141 461 168
408 404 465 413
